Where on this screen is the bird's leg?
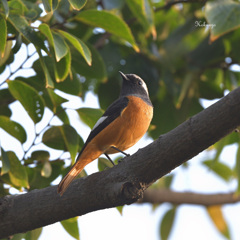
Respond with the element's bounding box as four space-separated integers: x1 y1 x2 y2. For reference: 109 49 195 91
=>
105 147 130 166
110 146 130 157
104 153 115 166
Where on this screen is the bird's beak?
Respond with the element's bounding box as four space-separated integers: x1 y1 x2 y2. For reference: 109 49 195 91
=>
119 71 128 81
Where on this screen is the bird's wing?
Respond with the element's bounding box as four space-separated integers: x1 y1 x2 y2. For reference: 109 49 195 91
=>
76 96 129 159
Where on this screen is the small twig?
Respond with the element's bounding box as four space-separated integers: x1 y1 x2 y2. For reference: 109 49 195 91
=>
0 49 37 87
23 125 39 160
7 36 16 41
22 107 67 160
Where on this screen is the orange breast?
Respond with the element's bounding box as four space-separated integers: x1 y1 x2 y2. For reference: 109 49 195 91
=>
88 96 153 155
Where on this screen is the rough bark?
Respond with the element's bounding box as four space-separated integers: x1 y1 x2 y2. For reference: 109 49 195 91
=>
1 87 240 238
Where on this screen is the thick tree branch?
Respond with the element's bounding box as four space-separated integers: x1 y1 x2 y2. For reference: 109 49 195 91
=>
139 189 240 206
1 87 240 238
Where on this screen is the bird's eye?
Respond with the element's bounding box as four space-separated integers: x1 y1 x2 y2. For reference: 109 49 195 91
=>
138 80 142 85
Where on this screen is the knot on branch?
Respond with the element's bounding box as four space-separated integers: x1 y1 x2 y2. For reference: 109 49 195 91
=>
120 181 146 205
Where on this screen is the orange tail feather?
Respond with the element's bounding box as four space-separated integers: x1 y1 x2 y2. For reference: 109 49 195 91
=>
57 159 90 196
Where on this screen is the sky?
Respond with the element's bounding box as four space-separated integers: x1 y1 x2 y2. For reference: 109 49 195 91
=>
1 44 240 240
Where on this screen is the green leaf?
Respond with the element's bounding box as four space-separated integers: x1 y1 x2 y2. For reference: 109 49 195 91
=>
39 24 71 73
31 150 50 162
188 37 225 68
54 68 82 95
45 88 68 111
8 14 47 53
15 75 45 92
42 0 52 12
0 88 15 104
54 49 71 82
52 31 69 62
58 30 91 66
0 40 12 67
25 228 43 240
160 207 176 240
68 0 87 10
29 150 52 178
23 0 43 21
38 51 55 88
126 0 155 36
74 10 139 51
203 160 233 182
11 233 25 240
1 0 9 18
42 126 67 150
98 157 113 172
12 33 22 54
77 108 104 129
0 16 7 57
116 205 124 215
8 0 27 15
0 105 11 117
176 72 195 108
32 56 81 94
7 80 45 123
150 95 178 138
205 0 240 42
41 161 52 178
61 125 79 163
27 159 64 190
71 43 107 82
61 217 80 240
164 175 174 188
39 23 54 46
0 89 14 116
8 151 29 188
55 106 70 124
199 79 224 100
0 147 10 175
96 77 118 110
212 137 227 162
0 115 27 143
42 125 79 162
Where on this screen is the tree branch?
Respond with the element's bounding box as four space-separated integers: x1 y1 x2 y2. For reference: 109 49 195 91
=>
139 189 240 206
1 87 240 238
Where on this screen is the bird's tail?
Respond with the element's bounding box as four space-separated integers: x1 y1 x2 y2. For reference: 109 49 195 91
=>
57 158 90 196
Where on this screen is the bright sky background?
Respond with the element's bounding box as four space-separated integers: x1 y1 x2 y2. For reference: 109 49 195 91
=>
1 44 240 240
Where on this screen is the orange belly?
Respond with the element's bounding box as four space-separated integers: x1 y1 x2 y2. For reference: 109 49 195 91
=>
85 96 153 157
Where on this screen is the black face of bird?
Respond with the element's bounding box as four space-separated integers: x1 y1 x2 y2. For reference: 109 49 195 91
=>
119 72 149 98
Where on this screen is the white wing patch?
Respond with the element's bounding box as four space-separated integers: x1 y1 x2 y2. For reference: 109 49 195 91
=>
92 116 108 130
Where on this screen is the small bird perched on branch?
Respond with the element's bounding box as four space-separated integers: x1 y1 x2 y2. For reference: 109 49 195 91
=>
58 72 153 195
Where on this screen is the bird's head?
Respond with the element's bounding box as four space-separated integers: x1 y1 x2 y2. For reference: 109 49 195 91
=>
119 72 149 98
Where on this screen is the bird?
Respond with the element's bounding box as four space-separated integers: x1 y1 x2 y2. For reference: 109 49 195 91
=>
57 72 153 195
